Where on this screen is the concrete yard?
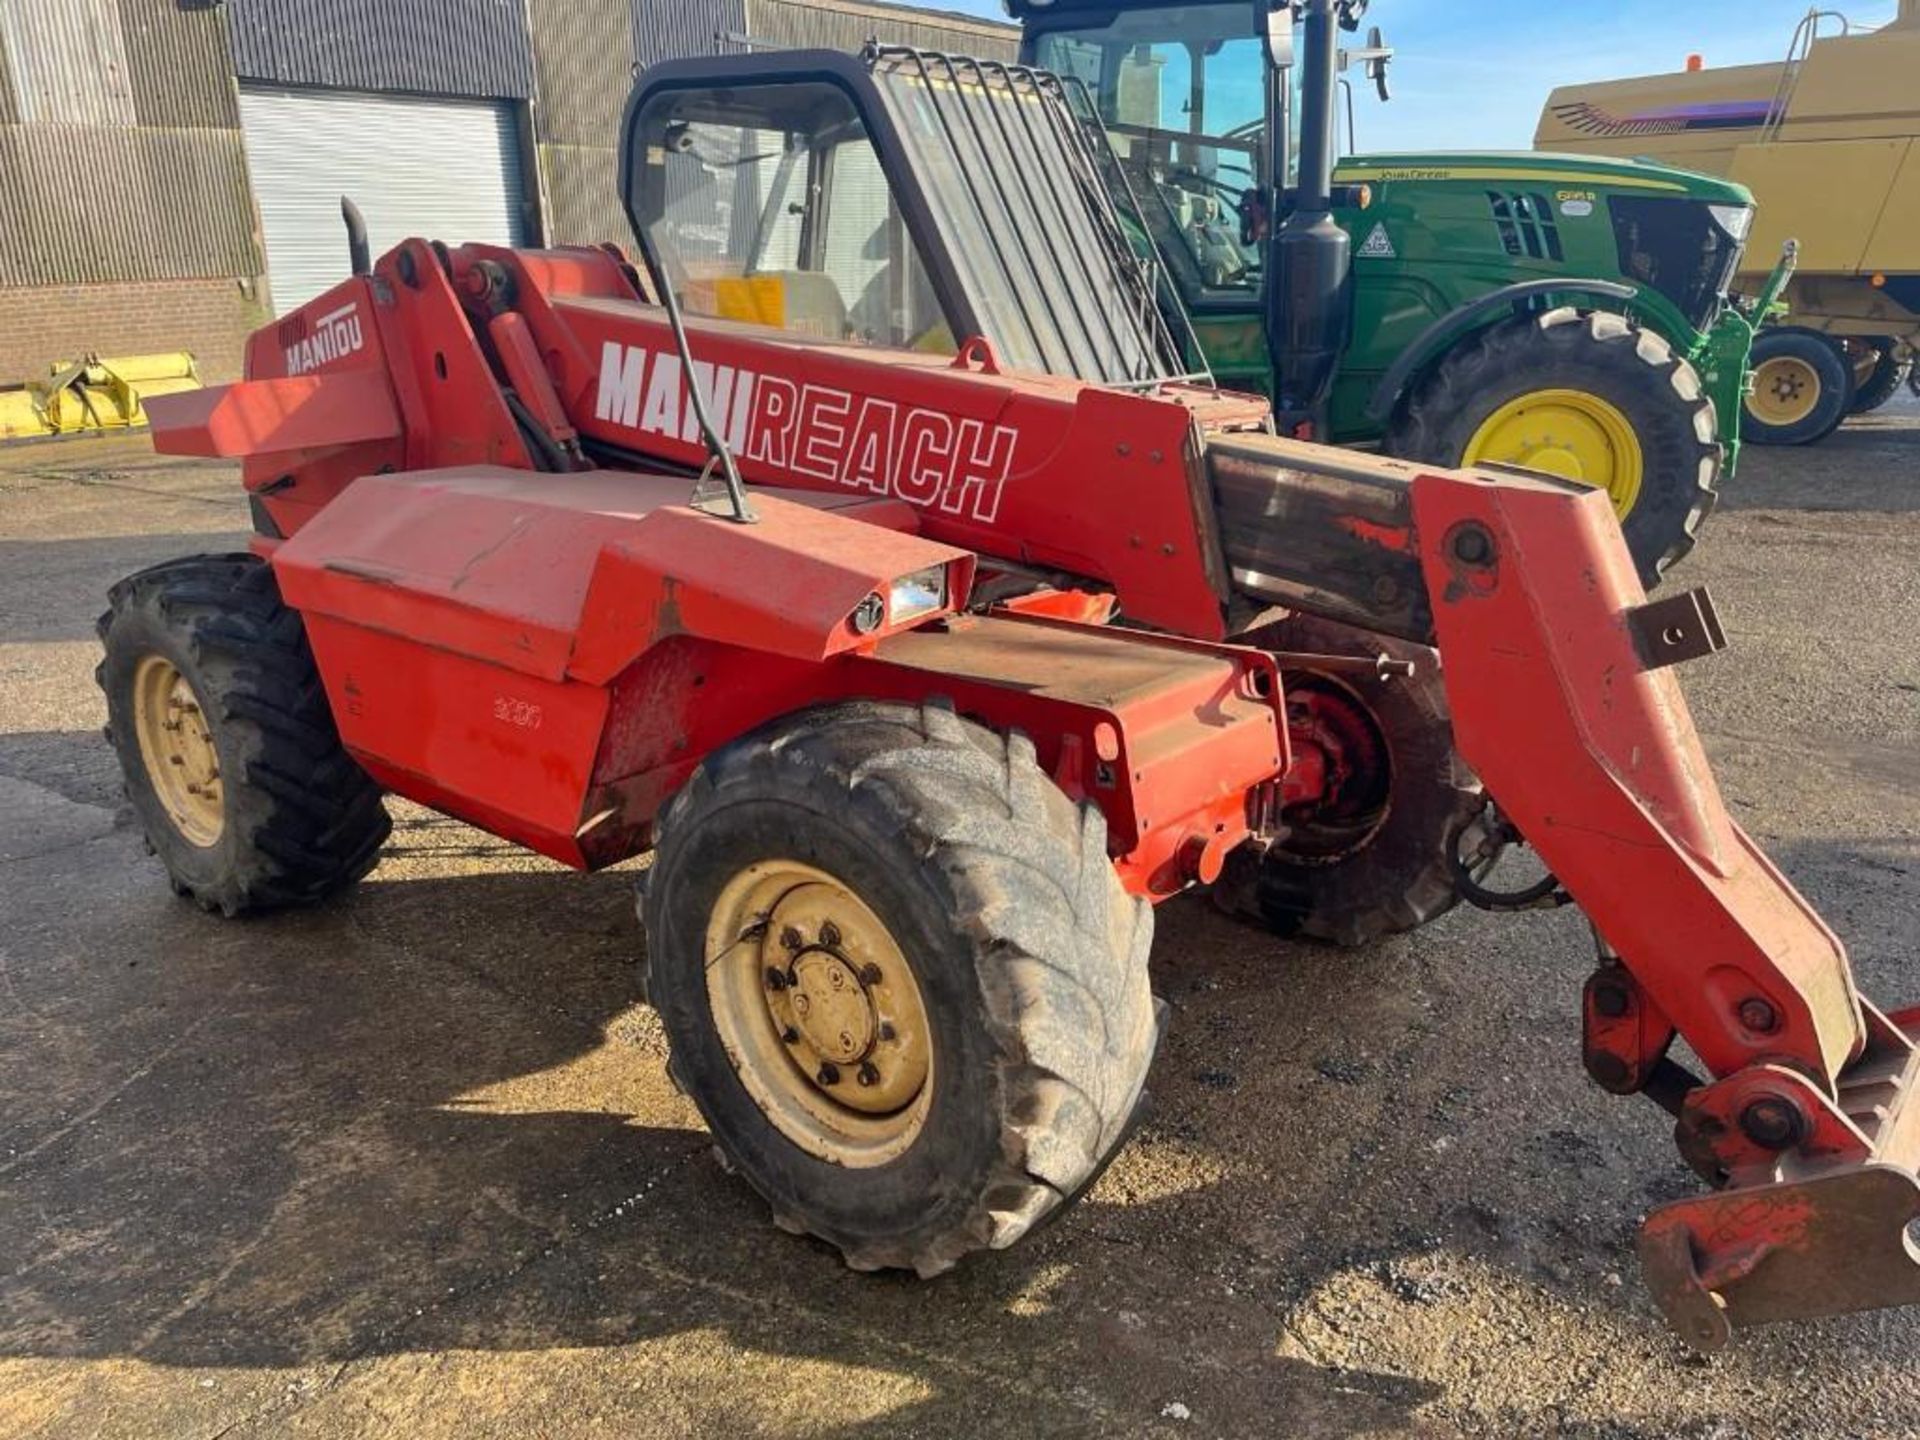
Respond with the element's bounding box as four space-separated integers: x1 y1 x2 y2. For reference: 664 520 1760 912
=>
2 406 1916 1438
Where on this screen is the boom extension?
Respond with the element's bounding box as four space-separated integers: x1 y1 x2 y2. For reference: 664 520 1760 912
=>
1224 435 1920 1346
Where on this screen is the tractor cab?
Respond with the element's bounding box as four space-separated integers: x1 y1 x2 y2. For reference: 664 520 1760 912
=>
619 48 1204 391
1008 0 1786 587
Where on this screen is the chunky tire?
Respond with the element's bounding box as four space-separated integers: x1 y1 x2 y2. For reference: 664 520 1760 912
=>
1847 338 1911 416
642 701 1157 1276
1212 615 1484 947
97 554 390 915
1744 327 1852 445
1386 308 1719 587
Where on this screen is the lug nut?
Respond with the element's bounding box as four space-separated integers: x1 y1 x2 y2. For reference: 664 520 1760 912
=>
781 1025 800 1045
1738 997 1779 1034
764 966 788 991
819 920 842 948
857 1062 880 1087
860 962 882 986
1739 1096 1806 1151
817 1062 841 1087
780 926 803 951
878 1021 897 1043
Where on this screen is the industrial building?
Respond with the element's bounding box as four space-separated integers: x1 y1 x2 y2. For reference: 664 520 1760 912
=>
0 0 1015 381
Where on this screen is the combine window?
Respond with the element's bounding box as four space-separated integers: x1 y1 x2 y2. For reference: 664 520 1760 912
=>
1608 195 1744 331
631 83 953 353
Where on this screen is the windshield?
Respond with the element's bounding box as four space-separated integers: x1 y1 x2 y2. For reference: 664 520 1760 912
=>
631 82 954 353
1034 3 1269 298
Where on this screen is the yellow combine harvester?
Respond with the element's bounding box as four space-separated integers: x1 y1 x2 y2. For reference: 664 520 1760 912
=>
1538 1 1919 445
0 353 201 443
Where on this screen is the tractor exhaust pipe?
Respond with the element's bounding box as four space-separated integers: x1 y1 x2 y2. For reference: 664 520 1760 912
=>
342 196 371 278
1266 0 1352 437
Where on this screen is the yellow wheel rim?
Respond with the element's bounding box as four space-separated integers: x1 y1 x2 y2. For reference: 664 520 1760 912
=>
131 654 224 848
1463 388 1645 519
1748 356 1823 427
705 860 933 1169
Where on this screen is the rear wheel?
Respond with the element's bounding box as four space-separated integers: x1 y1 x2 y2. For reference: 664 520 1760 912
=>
1211 615 1484 947
643 701 1157 1276
97 554 390 915
1846 338 1911 416
1387 308 1719 587
1745 328 1852 445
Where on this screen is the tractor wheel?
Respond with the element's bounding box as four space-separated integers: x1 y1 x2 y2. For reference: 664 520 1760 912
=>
643 701 1157 1276
97 554 390 915
1387 307 1719 588
1846 338 1911 416
1211 614 1484 947
1744 327 1852 445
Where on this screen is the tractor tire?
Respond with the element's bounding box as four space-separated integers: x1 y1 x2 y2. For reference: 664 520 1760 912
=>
1846 338 1911 416
1386 307 1719 588
642 700 1157 1277
1744 327 1852 445
1211 614 1484 947
97 554 390 915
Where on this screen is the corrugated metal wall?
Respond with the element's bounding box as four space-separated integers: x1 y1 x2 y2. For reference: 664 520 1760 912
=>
225 0 534 100
0 127 256 287
0 0 136 126
745 0 1018 58
528 0 633 245
630 0 742 70
117 0 239 129
0 0 257 288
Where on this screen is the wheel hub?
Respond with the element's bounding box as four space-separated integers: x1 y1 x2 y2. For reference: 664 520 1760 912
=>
131 654 223 848
1463 388 1644 519
1749 356 1821 426
783 948 877 1065
706 862 934 1164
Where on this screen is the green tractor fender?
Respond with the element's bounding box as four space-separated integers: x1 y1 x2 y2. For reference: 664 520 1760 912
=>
1363 277 1638 424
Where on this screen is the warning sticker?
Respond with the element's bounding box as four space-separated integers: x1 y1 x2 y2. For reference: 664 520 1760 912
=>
1357 222 1396 259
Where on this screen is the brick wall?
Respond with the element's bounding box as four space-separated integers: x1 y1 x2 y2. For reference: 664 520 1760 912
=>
0 277 267 384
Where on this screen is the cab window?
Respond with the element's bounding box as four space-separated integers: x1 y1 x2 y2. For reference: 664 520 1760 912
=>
1036 3 1268 297
631 83 952 352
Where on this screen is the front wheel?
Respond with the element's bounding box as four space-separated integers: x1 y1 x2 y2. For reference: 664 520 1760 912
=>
1212 614 1484 947
1386 308 1720 588
97 554 390 915
642 702 1157 1276
1744 327 1852 445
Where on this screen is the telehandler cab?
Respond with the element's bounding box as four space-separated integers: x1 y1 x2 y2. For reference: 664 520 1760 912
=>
107 45 1920 1351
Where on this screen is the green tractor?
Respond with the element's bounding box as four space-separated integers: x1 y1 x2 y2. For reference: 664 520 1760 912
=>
1011 0 1796 584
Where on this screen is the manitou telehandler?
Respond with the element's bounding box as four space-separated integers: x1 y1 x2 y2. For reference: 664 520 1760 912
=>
107 45 1920 1351
1010 0 1798 585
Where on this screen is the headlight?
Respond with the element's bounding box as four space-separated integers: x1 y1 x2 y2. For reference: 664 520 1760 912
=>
887 564 948 626
1707 204 1753 243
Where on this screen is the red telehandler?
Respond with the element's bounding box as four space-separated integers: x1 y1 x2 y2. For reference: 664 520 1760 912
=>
105 47 1920 1350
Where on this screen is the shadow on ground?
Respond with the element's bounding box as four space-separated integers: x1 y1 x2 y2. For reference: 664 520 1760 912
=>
0 838 1451 1437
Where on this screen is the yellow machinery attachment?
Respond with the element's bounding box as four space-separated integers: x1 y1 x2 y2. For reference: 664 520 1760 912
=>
0 353 202 443
1537 2 1920 349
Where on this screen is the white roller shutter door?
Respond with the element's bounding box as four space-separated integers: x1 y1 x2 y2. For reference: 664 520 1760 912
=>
239 86 529 315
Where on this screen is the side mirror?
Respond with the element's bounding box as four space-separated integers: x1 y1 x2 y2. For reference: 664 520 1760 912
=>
1365 25 1392 103
1264 5 1296 69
